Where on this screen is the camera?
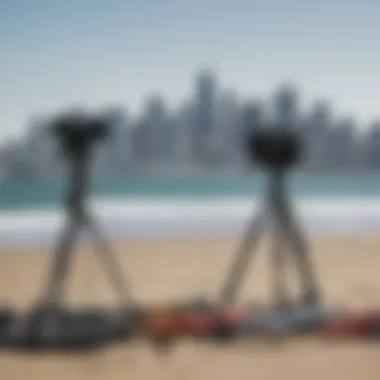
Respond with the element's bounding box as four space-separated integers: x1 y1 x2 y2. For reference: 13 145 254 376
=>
51 111 109 159
246 126 301 170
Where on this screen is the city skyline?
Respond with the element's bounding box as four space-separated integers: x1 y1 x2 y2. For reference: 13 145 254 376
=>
2 0 380 140
2 67 380 144
2 68 380 183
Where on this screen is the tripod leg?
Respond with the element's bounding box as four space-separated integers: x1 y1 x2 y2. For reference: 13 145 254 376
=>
84 215 133 305
271 219 289 310
218 211 265 305
40 218 79 305
277 204 320 305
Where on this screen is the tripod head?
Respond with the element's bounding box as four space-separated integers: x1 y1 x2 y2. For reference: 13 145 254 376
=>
50 110 110 215
245 126 302 172
51 110 109 162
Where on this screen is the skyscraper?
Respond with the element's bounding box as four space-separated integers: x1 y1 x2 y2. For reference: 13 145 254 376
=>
100 105 133 172
191 69 218 164
272 84 299 126
214 89 241 164
22 116 61 179
240 99 264 167
194 70 216 136
305 100 333 168
173 101 194 166
326 117 357 168
142 94 173 165
364 121 380 168
243 99 264 130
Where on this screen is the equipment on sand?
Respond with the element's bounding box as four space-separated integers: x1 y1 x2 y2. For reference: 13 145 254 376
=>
1 117 379 350
0 110 136 351
141 301 335 345
219 126 321 311
235 303 332 336
1 306 137 351
142 126 324 347
141 300 237 344
323 309 380 339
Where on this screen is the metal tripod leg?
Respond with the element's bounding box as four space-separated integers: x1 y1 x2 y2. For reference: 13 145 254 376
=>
219 210 265 305
41 216 80 306
84 214 133 306
276 200 320 305
270 214 289 309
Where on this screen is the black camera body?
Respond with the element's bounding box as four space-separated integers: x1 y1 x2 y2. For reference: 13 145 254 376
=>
52 111 109 159
246 126 301 170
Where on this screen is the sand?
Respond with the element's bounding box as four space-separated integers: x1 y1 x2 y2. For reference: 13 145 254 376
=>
0 234 379 380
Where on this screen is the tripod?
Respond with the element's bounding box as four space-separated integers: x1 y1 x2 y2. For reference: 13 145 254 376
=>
38 152 132 309
219 169 321 309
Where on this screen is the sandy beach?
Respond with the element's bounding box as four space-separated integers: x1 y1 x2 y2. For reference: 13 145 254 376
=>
0 234 379 380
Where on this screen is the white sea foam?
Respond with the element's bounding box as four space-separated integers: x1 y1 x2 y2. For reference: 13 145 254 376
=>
0 197 380 247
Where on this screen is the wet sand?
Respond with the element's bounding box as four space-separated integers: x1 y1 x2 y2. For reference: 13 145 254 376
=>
0 234 379 380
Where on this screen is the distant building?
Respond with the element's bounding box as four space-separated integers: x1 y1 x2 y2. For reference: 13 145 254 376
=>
21 116 62 179
172 101 194 166
99 106 133 173
325 117 357 169
272 84 299 126
304 100 332 168
214 89 241 164
240 99 264 167
364 121 380 168
130 118 150 167
142 94 173 165
191 70 218 164
242 99 264 130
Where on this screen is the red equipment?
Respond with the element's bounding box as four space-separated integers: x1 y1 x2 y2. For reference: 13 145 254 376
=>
323 309 380 339
142 303 257 343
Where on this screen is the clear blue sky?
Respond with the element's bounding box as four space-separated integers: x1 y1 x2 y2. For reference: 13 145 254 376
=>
1 0 380 139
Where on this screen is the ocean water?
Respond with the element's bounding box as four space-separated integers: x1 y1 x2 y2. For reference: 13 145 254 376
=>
1 172 380 245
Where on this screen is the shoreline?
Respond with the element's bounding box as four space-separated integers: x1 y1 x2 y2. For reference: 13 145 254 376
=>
1 229 380 252
1 197 380 246
2 227 380 253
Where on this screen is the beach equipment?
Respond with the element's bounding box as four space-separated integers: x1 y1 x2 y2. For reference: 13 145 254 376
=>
139 301 339 345
0 306 137 351
235 303 333 336
0 110 136 351
142 127 326 347
140 299 240 344
1 118 379 351
219 126 321 309
323 309 380 339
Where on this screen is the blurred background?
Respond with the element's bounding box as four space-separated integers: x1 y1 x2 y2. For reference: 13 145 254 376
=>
1 0 380 243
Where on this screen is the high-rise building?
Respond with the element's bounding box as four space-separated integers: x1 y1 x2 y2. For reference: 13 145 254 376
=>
141 94 173 165
100 106 133 173
22 116 62 179
173 101 194 166
214 89 241 164
243 99 264 130
191 70 218 164
131 117 150 167
326 117 357 168
304 100 333 168
240 99 264 167
194 70 217 136
364 121 380 168
272 84 299 126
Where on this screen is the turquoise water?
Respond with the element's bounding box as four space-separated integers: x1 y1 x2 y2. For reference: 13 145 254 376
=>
1 172 380 211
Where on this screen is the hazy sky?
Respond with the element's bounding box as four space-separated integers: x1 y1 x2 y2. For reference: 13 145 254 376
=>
1 0 380 139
